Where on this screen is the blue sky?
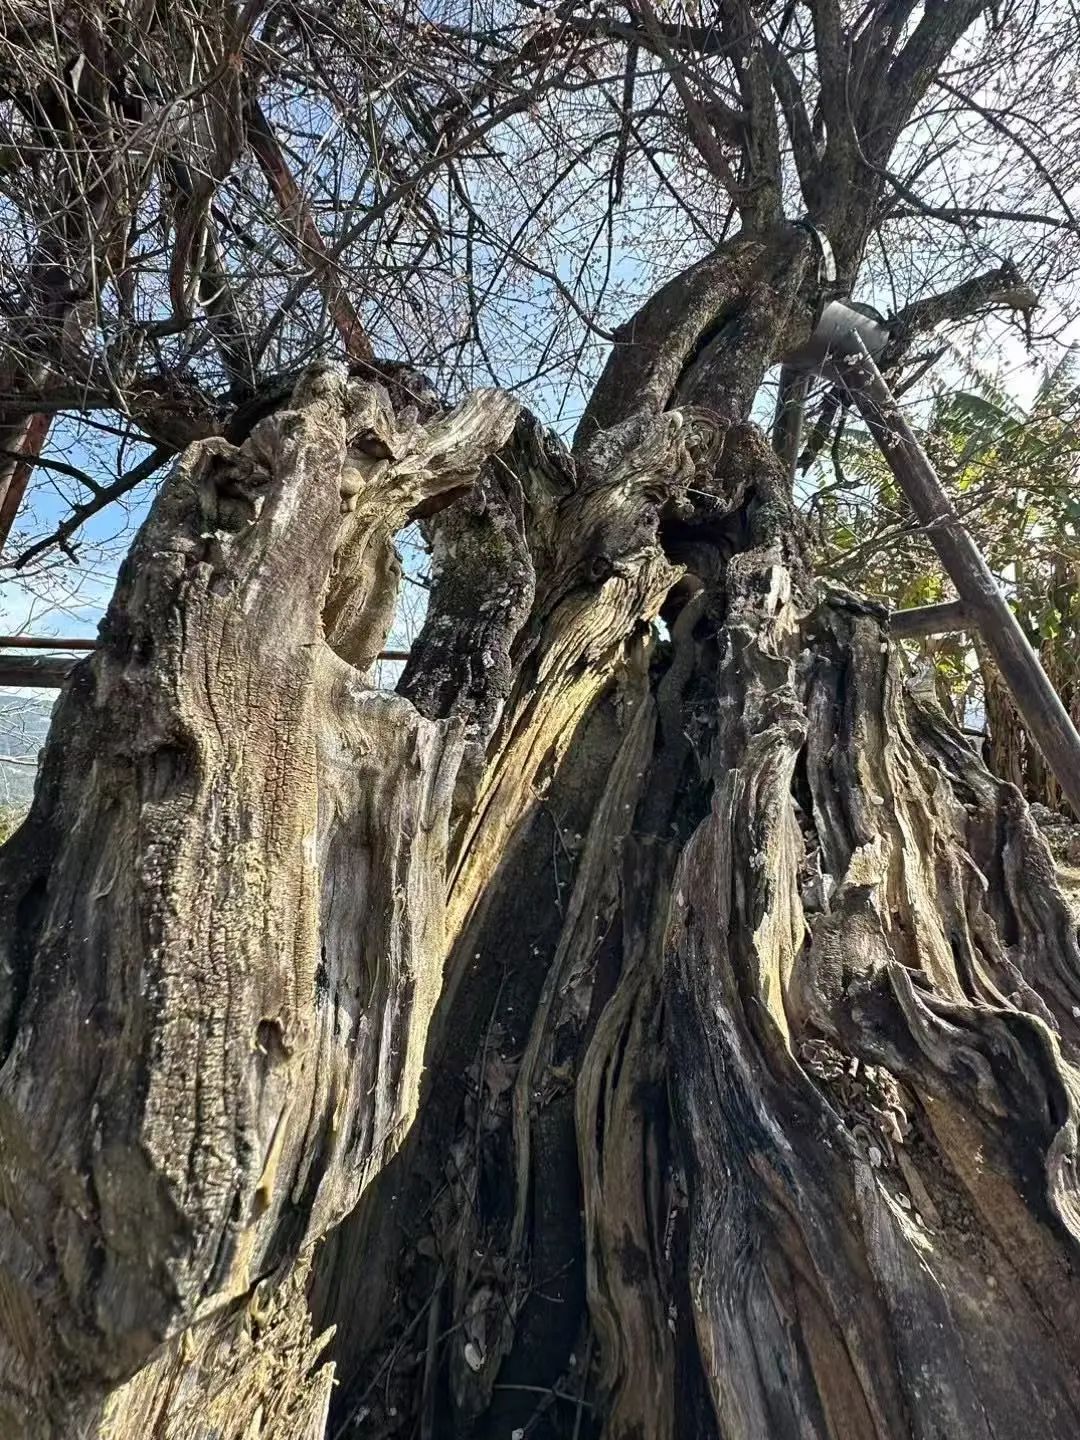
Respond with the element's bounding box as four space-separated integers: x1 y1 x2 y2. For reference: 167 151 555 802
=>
3 296 1077 651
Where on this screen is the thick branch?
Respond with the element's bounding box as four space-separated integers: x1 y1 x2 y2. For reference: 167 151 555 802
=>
717 0 784 226
245 100 374 366
881 262 1039 366
808 0 851 166
761 37 821 201
872 0 988 162
0 378 223 450
629 0 741 198
577 226 817 443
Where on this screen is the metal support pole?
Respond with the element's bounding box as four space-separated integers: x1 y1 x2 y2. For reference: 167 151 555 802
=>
841 336 1080 818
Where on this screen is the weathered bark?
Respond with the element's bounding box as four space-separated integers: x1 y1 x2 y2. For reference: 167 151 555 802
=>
982 637 1080 817
0 368 516 1435
5 270 1080 1440
311 409 1080 1440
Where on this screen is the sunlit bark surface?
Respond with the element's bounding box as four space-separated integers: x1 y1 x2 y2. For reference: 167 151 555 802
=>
3 255 1080 1440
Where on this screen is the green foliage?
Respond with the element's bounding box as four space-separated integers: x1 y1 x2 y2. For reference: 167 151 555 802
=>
807 348 1080 798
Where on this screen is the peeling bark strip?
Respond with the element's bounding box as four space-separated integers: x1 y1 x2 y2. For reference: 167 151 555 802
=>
6 350 1080 1440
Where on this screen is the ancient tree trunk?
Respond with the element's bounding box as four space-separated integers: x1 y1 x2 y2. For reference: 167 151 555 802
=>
4 276 1080 1438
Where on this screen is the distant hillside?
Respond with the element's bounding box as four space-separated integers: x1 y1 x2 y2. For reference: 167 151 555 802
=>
0 692 55 810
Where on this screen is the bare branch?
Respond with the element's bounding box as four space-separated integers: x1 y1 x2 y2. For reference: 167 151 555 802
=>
934 75 1079 234
245 99 374 366
761 37 820 200
807 0 850 160
0 444 103 496
716 0 784 226
873 0 987 161
12 444 174 570
878 159 1076 232
628 0 742 199
884 263 1039 354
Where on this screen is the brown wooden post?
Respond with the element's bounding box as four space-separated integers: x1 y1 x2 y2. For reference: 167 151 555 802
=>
0 654 75 688
0 635 96 650
0 412 52 555
842 336 1080 818
890 599 972 639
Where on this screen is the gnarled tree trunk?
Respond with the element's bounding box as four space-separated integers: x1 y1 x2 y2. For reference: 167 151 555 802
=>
4 230 1080 1440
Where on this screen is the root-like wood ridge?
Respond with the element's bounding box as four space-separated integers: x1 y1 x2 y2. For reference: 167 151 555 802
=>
2 364 1080 1440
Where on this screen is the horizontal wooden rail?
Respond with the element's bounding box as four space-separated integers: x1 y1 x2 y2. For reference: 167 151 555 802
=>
889 600 972 639
0 655 77 688
0 634 97 651
0 642 412 688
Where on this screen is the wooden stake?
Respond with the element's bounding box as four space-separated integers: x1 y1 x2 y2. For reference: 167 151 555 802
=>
843 337 1080 818
889 599 972 639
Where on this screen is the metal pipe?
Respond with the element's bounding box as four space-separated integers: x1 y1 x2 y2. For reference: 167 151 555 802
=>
841 336 1080 818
